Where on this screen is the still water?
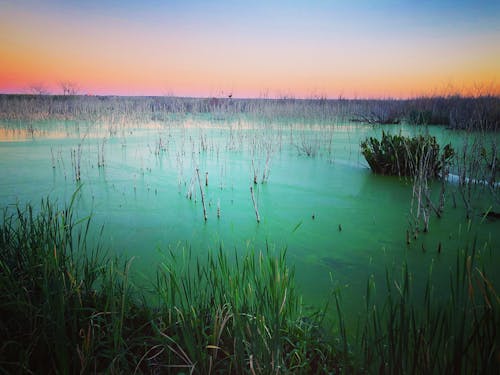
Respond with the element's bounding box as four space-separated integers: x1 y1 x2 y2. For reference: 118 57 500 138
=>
1 116 498 323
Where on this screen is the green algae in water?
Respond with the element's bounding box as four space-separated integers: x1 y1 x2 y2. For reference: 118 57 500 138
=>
0 117 498 326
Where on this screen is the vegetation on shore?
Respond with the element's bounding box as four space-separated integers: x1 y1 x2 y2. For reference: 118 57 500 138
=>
1 197 498 374
1 94 499 130
0 196 342 374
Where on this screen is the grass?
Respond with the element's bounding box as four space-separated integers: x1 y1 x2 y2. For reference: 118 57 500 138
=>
1 94 499 130
0 192 150 373
0 196 342 374
354 243 499 374
1 196 498 373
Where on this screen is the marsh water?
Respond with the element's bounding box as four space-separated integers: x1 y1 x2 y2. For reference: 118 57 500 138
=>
1 115 498 325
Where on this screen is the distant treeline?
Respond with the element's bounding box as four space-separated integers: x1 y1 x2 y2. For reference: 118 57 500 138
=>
1 94 499 130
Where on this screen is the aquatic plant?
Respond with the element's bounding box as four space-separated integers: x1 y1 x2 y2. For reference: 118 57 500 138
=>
354 242 499 374
152 247 344 374
0 197 344 373
1 196 499 373
250 185 260 223
70 143 82 182
360 131 454 178
97 138 106 168
361 132 456 233
0 192 148 373
454 133 499 219
195 168 208 221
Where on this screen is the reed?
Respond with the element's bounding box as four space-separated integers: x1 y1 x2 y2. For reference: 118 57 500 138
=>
0 191 150 373
250 185 261 223
353 241 499 374
1 195 498 373
0 197 345 373
97 138 106 168
195 168 208 221
152 246 344 374
70 144 82 182
453 132 499 220
2 94 497 131
251 158 259 184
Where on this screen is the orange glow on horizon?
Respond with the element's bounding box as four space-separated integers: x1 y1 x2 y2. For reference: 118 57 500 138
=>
1 2 499 99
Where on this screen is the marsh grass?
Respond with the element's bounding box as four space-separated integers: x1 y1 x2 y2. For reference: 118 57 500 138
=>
0 191 153 373
353 241 499 374
0 192 498 373
151 247 342 374
0 196 343 374
2 95 498 132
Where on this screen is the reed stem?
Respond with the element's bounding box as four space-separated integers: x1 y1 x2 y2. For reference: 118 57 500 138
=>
250 185 260 223
196 168 208 221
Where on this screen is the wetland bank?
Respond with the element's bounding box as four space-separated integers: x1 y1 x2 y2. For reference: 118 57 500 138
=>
1 95 499 373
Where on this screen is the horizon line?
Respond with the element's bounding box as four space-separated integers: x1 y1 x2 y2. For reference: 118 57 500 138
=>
1 92 499 101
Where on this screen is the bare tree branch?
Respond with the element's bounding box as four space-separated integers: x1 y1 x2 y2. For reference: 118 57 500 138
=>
59 81 79 96
29 83 49 95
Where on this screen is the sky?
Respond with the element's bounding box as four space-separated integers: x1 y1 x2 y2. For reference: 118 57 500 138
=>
1 0 499 98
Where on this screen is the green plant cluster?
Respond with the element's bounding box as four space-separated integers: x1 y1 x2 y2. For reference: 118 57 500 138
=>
356 245 499 374
1 198 498 374
361 131 454 177
0 197 149 373
0 198 343 374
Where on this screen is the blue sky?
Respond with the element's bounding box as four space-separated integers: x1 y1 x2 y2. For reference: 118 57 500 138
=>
1 0 498 97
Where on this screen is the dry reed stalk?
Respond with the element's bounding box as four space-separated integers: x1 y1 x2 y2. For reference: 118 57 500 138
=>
250 185 260 223
252 159 258 184
50 147 56 169
196 168 208 221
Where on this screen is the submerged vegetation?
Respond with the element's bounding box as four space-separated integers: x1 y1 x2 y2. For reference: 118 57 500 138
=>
1 198 498 373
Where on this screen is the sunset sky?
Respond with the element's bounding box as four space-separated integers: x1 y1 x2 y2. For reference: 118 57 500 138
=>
1 0 499 98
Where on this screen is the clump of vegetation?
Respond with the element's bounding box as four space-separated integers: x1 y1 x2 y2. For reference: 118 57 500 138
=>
1 196 498 373
355 243 499 374
0 197 343 374
360 131 454 178
0 194 147 373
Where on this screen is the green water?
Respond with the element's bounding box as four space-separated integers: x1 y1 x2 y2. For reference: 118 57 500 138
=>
1 116 498 325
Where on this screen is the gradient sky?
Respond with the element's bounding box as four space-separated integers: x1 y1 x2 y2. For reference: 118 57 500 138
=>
1 0 499 98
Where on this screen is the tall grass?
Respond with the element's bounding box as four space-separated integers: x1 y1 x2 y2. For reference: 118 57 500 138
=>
1 94 499 130
0 197 343 373
151 247 342 373
352 242 499 374
2 198 499 374
1 192 498 373
0 192 153 373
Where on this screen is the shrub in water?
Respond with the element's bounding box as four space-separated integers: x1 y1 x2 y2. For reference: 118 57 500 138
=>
360 131 454 177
